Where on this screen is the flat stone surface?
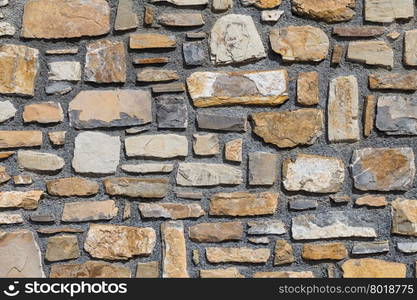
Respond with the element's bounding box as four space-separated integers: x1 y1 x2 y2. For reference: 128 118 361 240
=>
121 164 174 174
0 101 16 123
248 152 278 185
247 220 286 235
342 258 406 278
297 72 319 106
253 271 314 278
125 134 187 158
152 82 185 93
291 0 355 22
30 214 54 223
130 33 176 49
369 73 417 90
176 191 203 200
139 203 205 219
22 0 110 39
189 222 243 242
133 57 169 65
274 239 295 265
50 261 130 278
364 0 414 23
23 102 64 124
352 241 389 254
249 237 270 244
103 177 169 198
392 198 417 236
210 14 266 65
45 48 79 55
270 26 329 62
46 235 80 262
363 95 376 137
212 0 233 11
136 261 159 278
17 150 64 172
206 247 270 263
283 154 345 193
0 44 39 96
225 138 242 162
209 192 278 216
252 109 323 148
333 26 384 37
69 90 152 129
197 112 247 132
0 213 23 224
46 177 99 197
72 131 120 174
0 21 15 36
289 199 318 210
331 44 344 65
45 82 72 95
351 148 415 191
302 242 348 260
156 95 188 129
0 230 45 277
328 75 360 143
48 131 66 146
161 221 189 278
193 133 220 156
292 211 377 240
183 41 205 65
37 227 84 235
261 10 284 22
48 61 81 81
84 224 156 260
137 68 179 82
355 195 387 207
176 163 242 186
115 0 138 31
0 131 42 149
62 200 118 222
200 267 244 278
347 41 393 68
85 40 126 83
404 29 417 66
158 13 204 27
397 242 417 253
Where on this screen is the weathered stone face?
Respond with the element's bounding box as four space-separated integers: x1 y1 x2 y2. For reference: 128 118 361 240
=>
301 243 348 260
270 26 329 62
197 113 247 132
347 41 393 69
333 25 385 37
158 13 204 27
17 150 65 172
103 177 169 198
404 29 417 66
252 109 323 148
45 235 80 262
274 240 295 265
48 61 81 81
247 220 286 235
125 134 188 158
121 164 174 174
248 152 278 186
193 133 220 156
369 73 417 91
364 0 414 23
69 90 152 129
391 198 417 236
23 102 64 124
200 268 244 278
342 258 406 278
136 261 159 278
291 0 356 23
0 131 42 149
187 70 288 107
351 148 415 191
0 101 16 123
210 14 266 65
21 0 110 39
297 72 319 106
176 163 242 186
352 241 389 255
355 195 387 207
376 96 417 135
114 0 138 31
139 203 205 220
156 95 188 129
161 221 189 278
0 190 43 210
253 271 314 278
46 177 99 197
206 247 270 263
62 200 118 222
225 139 242 162
0 44 39 96
189 222 243 242
130 33 176 49
50 261 131 278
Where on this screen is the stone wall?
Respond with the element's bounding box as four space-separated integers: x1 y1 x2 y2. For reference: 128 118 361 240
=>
0 0 416 278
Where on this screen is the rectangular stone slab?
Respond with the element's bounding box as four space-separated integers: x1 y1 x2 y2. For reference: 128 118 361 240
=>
0 131 42 149
187 70 288 107
130 33 176 49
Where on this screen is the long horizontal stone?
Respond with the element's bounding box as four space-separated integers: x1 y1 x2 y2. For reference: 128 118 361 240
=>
139 203 205 219
369 73 417 90
196 113 247 132
125 134 188 158
0 190 43 210
352 241 389 255
121 164 174 174
342 258 406 278
347 41 393 69
0 131 42 149
46 177 99 197
103 177 169 198
186 70 288 107
158 13 204 27
200 268 244 278
253 271 314 278
176 163 242 186
62 200 118 222
247 220 286 235
17 150 64 172
50 261 131 278
364 0 414 23
397 242 417 253
189 222 243 242
206 247 270 263
129 33 176 49
333 26 384 37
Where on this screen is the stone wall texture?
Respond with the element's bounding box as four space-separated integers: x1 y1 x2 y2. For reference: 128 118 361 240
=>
0 0 416 278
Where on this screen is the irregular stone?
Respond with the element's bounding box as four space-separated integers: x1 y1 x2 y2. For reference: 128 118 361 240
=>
242 0 281 8
0 166 10 183
0 230 45 277
46 132 65 148
23 102 64 124
0 21 15 36
369 73 417 91
189 222 243 242
355 195 387 207
206 247 270 264
48 61 81 81
0 44 39 96
0 151 14 159
21 0 110 39
136 261 159 278
30 214 54 223
161 221 189 278
144 6 154 26
0 213 23 224
45 235 80 262
210 14 266 65
397 242 417 253
50 261 130 278
0 101 16 123
37 227 84 235
139 203 205 220
209 192 278 216
342 258 406 278
347 41 393 69
328 75 360 143
156 95 188 129
247 220 286 235
248 152 278 185
151 0 208 5
297 72 319 106
176 163 242 186
225 138 242 162
45 82 72 95
387 31 401 40
46 177 98 197
125 134 187 158
302 243 348 260
158 13 204 27
133 57 169 65
212 0 233 12
103 177 169 198
115 0 138 31
121 164 174 174
249 237 270 244
351 148 415 191
283 154 345 193
291 0 355 22
252 109 323 148
130 33 176 49
193 133 220 156
45 48 78 55
137 68 179 82
392 198 417 236
192 250 200 265
364 0 413 23
253 271 314 278
292 211 377 240
187 70 288 107
84 224 156 260
363 95 376 137
274 239 295 265
183 41 205 66
270 26 329 62
352 241 389 254
330 195 349 204
197 112 247 132
333 26 384 37
17 151 64 172
331 44 344 65
200 268 244 278
123 202 131 220
62 200 118 222
85 40 126 83
261 10 284 22
69 90 152 129
72 132 120 174
0 131 42 149
289 199 318 210
152 82 185 93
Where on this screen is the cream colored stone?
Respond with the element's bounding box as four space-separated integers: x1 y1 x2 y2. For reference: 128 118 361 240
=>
176 163 242 186
17 150 64 172
365 0 413 23
206 247 270 263
347 41 393 68
48 61 81 81
0 190 42 209
161 221 189 278
23 102 64 124
342 258 406 278
62 200 118 222
125 134 188 158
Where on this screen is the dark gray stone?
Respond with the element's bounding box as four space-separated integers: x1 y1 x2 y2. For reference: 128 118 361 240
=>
289 199 318 211
183 41 205 66
156 95 188 129
45 82 72 95
197 112 247 132
30 214 55 223
351 241 389 255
